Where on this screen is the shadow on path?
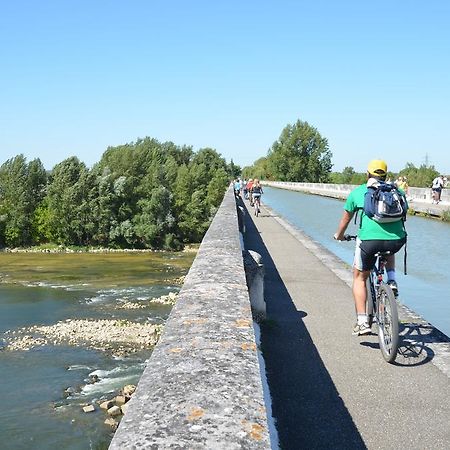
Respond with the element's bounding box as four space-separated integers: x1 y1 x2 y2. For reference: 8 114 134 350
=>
244 209 366 450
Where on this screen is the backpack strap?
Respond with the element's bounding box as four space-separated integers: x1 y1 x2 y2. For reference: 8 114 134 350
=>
402 223 408 275
352 204 364 228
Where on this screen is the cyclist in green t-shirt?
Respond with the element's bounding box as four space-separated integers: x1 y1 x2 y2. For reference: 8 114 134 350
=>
334 159 407 336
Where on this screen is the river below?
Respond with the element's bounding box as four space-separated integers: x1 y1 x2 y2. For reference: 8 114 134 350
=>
0 251 195 450
261 186 450 338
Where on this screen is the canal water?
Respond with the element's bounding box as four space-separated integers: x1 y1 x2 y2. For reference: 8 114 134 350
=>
261 186 450 338
0 252 194 450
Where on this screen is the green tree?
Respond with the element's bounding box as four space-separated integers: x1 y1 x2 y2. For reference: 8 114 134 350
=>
341 166 356 184
178 189 209 242
266 120 332 182
242 157 271 180
399 163 439 188
133 186 175 248
172 165 193 221
206 167 229 210
108 175 138 247
190 148 228 185
32 198 53 244
86 166 116 246
0 155 47 247
46 157 89 245
1 137 232 249
227 159 241 179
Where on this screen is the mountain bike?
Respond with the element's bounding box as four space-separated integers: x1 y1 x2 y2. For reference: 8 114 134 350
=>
344 235 399 363
253 194 261 216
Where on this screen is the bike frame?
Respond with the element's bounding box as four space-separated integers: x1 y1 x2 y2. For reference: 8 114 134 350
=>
366 253 387 325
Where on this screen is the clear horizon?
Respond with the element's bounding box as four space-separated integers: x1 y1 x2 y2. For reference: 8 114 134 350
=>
1 1 449 174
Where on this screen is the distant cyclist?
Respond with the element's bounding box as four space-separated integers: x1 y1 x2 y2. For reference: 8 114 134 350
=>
234 179 241 197
251 179 263 210
333 160 407 336
246 178 254 204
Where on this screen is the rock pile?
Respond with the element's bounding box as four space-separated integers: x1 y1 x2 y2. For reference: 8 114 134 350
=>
117 302 147 310
163 275 186 285
2 247 161 253
3 319 162 356
81 384 137 430
117 291 178 309
150 291 178 305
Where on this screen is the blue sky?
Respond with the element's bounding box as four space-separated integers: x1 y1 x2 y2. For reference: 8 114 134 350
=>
1 1 449 174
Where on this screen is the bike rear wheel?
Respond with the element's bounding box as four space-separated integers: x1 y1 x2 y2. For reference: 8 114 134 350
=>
254 199 260 216
376 284 399 363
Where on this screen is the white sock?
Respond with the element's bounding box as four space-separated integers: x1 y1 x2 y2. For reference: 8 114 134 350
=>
387 269 396 282
357 314 367 325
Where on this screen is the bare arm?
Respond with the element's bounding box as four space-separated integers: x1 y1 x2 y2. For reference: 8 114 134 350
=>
334 210 354 240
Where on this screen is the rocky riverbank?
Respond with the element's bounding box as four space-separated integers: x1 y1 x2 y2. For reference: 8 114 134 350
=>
1 244 199 254
81 384 138 431
3 318 163 356
115 291 179 310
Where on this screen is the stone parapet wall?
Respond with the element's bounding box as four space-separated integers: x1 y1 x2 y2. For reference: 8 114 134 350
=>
264 181 450 216
263 181 353 200
264 181 450 203
109 186 270 449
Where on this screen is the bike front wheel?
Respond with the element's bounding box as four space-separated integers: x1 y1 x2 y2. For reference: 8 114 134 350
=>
376 284 399 363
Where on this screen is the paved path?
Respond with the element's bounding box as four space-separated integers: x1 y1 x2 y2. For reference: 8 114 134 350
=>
243 201 450 450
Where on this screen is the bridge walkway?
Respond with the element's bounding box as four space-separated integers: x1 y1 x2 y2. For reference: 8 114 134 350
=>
243 201 450 450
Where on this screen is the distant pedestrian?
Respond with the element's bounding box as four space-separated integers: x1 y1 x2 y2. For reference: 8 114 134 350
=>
234 179 241 197
431 175 444 204
396 176 409 197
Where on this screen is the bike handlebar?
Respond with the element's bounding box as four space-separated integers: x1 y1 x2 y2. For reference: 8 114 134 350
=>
334 234 357 241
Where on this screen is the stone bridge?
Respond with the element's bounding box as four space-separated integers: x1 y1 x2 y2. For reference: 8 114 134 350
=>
110 184 450 449
109 187 271 449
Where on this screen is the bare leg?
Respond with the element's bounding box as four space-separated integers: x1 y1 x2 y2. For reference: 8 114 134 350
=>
353 268 370 314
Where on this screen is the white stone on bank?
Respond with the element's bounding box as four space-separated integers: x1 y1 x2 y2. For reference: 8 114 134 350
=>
3 319 162 355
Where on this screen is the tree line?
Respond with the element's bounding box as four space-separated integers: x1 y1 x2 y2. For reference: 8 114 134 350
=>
0 138 235 249
2 121 444 249
330 163 442 187
242 119 444 188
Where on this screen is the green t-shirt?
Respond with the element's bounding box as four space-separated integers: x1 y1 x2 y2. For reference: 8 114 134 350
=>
344 183 407 241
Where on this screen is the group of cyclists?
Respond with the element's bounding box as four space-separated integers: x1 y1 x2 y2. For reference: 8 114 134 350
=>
233 178 263 209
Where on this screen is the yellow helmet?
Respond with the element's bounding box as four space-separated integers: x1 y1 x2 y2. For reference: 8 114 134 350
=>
367 159 387 176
